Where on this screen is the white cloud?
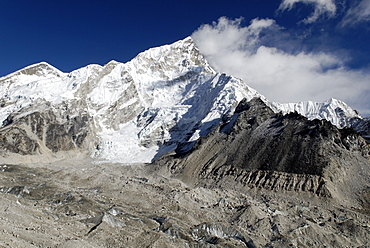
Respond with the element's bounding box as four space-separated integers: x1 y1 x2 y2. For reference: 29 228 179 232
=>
192 17 370 115
278 0 337 23
191 17 277 55
342 0 370 26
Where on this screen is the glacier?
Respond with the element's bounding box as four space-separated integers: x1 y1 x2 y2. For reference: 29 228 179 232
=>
0 37 364 163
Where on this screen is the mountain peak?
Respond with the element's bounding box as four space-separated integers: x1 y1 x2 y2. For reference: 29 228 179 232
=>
128 37 215 76
3 62 63 79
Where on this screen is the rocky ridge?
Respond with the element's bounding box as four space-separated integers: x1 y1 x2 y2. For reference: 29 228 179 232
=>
156 98 370 209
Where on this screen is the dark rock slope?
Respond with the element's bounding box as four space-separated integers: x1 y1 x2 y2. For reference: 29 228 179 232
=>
156 98 370 209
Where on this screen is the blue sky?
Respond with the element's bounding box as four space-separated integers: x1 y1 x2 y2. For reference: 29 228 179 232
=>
0 0 369 115
0 0 281 75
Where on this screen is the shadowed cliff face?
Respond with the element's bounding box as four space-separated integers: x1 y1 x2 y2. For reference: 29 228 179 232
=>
217 98 368 176
156 98 370 203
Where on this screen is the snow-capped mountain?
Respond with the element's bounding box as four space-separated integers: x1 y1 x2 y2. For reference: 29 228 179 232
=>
0 37 365 163
272 98 361 128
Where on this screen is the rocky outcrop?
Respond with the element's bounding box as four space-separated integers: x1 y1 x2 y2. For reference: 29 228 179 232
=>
0 102 95 156
0 126 39 155
156 98 370 205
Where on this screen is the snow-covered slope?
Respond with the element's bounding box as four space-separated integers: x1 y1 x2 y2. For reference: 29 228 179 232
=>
0 37 364 163
0 37 263 163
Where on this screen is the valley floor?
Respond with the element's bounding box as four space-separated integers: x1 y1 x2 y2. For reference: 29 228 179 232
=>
0 157 369 247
